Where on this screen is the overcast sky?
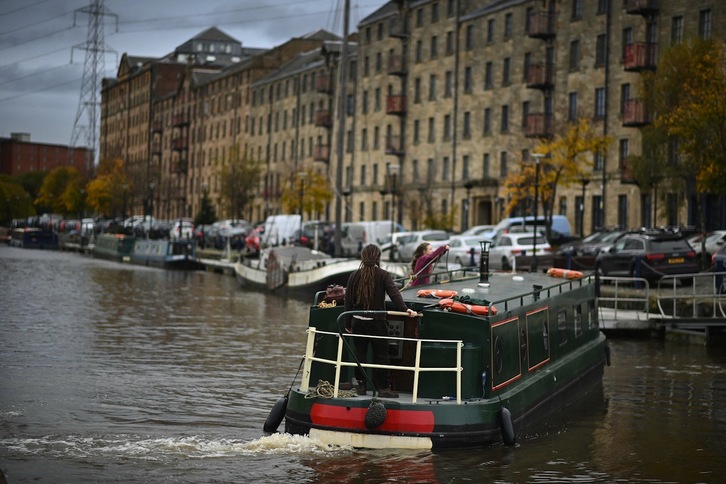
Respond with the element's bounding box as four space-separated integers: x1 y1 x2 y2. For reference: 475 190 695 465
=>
0 0 384 147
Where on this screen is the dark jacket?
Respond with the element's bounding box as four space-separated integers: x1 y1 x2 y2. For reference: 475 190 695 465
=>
344 266 407 327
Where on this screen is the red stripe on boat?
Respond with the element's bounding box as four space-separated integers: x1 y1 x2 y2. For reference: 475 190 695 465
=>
310 403 435 432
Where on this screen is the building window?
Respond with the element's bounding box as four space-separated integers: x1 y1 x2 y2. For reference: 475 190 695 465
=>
429 74 437 100
430 35 438 59
699 9 712 39
443 114 451 141
618 195 628 229
594 152 604 172
487 18 495 43
446 31 454 55
443 157 450 181
416 8 424 28
463 155 470 179
595 34 607 67
375 52 382 73
619 138 629 173
362 90 368 114
463 112 471 139
597 0 608 15
427 158 435 183
445 70 453 97
594 87 606 119
483 153 490 178
483 108 492 135
363 56 369 76
416 40 423 62
464 66 472 93
504 13 513 39
570 40 580 71
568 92 578 121
501 105 509 132
414 78 422 103
502 58 510 86
671 16 683 45
622 28 633 61
465 25 474 50
484 62 493 89
500 151 508 177
447 0 455 17
375 88 381 111
522 101 530 128
559 196 567 216
620 83 631 115
361 128 368 151
432 1 439 23
571 0 582 20
413 119 420 144
428 117 435 143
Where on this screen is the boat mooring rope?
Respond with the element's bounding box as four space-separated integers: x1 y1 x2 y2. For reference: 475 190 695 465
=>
305 380 359 399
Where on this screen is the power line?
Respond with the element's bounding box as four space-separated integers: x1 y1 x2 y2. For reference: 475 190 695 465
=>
0 77 79 103
0 63 75 87
0 26 77 53
0 0 52 18
0 9 72 38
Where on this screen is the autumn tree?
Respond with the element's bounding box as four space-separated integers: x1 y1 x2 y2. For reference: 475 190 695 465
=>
36 166 85 216
86 157 131 218
638 37 726 231
217 145 262 220
503 118 612 240
279 169 334 218
0 175 35 224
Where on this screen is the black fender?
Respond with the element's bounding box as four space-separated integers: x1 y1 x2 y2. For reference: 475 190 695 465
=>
263 396 288 433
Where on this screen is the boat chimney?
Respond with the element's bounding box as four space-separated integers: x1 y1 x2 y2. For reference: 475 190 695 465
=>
479 240 491 283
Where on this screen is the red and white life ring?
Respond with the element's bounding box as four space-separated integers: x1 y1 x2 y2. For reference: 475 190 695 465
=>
547 268 584 279
417 289 458 298
437 298 497 316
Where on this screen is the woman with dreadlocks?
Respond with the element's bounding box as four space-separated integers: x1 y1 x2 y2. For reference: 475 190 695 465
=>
344 244 417 398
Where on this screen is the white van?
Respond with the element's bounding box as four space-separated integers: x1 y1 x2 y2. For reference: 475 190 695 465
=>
487 215 572 243
262 214 302 247
340 220 405 256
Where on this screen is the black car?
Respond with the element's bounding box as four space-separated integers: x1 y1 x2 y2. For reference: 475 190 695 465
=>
595 231 699 284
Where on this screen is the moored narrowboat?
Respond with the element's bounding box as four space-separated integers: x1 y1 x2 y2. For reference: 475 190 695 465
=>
269 266 609 449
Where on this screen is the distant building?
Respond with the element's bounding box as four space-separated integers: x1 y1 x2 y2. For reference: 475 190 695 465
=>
0 133 92 177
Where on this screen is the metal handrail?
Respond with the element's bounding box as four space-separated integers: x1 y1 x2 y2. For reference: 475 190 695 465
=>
300 327 464 403
656 272 726 319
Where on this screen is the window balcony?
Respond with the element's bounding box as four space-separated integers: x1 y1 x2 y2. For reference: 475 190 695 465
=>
624 43 657 71
313 144 330 162
622 99 651 126
314 110 332 128
151 120 163 133
388 16 408 39
173 112 189 127
173 156 187 174
526 62 554 90
386 95 407 115
315 74 334 94
172 137 188 151
385 134 405 156
624 0 658 16
387 54 406 76
525 114 554 138
151 140 162 155
527 11 556 39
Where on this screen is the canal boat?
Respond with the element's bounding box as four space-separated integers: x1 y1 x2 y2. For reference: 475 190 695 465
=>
129 238 201 270
235 245 407 295
267 260 609 449
9 227 58 249
93 233 136 262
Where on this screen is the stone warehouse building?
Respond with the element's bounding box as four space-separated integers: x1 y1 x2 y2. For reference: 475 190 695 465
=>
101 0 726 234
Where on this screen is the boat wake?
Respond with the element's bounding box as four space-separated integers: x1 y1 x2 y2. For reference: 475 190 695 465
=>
0 433 345 461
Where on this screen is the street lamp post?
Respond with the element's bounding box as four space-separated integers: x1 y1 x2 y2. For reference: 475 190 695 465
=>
531 153 544 272
297 172 307 245
122 185 128 223
464 181 474 232
387 164 400 259
579 177 589 238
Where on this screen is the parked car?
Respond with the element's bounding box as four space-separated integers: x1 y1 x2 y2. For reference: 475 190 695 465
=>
712 243 726 269
488 232 552 271
396 230 450 262
700 230 726 258
488 215 572 244
447 235 487 266
170 219 194 240
459 224 495 237
595 231 699 284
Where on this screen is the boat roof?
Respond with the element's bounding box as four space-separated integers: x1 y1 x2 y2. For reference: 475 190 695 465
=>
398 270 595 313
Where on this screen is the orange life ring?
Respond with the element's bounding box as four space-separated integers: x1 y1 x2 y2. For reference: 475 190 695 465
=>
437 298 497 316
547 268 584 279
417 289 458 299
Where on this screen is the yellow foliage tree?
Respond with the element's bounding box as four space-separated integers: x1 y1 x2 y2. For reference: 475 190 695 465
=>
36 166 84 216
86 158 130 217
503 118 612 239
280 169 334 218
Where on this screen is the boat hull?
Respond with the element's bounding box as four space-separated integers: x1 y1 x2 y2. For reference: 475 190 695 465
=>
284 332 606 449
129 239 201 270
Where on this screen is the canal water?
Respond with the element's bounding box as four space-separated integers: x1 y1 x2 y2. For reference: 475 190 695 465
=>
1 246 726 483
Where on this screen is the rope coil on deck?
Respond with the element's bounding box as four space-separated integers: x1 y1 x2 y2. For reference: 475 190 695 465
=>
305 380 359 399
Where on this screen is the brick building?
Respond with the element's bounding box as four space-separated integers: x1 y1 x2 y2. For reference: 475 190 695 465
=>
0 133 92 178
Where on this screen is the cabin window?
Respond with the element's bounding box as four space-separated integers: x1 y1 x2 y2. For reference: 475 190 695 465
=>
574 305 582 337
588 300 597 330
557 309 568 345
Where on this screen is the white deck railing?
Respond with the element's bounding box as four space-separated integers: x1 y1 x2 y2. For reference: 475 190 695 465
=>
301 328 464 403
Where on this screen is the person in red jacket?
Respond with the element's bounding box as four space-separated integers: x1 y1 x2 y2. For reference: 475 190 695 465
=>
344 244 417 398
410 243 449 287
